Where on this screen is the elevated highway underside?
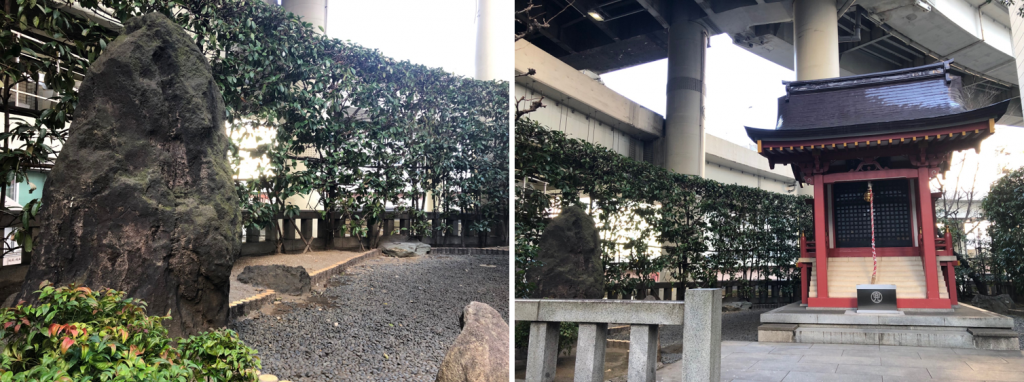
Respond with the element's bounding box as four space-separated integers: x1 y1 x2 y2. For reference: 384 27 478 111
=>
516 0 1024 125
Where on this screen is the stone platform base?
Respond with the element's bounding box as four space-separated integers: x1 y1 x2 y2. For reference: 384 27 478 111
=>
759 303 1019 350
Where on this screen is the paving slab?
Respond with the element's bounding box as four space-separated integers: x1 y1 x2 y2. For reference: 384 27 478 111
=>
645 340 1024 381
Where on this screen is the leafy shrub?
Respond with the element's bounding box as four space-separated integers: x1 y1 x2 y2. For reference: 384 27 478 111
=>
0 283 260 381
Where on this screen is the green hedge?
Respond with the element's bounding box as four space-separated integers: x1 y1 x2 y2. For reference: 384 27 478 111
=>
515 118 812 298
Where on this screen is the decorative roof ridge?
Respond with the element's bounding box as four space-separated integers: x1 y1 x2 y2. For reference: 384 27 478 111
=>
782 60 954 95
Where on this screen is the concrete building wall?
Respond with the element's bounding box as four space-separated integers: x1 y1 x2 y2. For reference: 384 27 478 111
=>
516 83 645 161
1011 3 1024 97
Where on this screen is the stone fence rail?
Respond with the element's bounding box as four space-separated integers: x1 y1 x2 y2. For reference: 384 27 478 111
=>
516 288 723 382
238 210 507 257
0 210 507 265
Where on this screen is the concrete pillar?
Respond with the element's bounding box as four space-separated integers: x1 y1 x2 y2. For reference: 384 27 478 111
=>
682 288 721 382
475 0 509 81
281 0 327 34
792 0 840 80
574 323 607 382
1010 6 1024 104
526 322 559 382
628 324 658 382
664 1 707 177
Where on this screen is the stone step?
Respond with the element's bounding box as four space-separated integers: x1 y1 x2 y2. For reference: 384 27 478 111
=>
794 326 975 348
808 257 948 299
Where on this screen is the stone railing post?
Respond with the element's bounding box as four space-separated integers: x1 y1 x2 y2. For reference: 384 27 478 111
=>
526 321 559 382
628 324 658 382
574 323 607 381
683 288 722 382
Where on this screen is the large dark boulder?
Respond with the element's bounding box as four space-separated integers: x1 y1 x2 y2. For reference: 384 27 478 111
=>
236 265 311 296
435 302 509 382
971 294 1017 315
17 13 240 337
527 206 603 299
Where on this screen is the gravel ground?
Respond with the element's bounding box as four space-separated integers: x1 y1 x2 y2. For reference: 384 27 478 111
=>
231 254 508 382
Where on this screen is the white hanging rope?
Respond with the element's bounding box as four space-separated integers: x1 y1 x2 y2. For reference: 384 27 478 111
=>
868 181 877 284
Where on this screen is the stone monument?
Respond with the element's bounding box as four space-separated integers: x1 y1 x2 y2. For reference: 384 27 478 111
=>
528 205 603 299
17 13 241 337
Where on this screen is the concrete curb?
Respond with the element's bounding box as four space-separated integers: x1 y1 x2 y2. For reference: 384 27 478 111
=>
309 249 381 288
229 248 381 319
430 247 508 256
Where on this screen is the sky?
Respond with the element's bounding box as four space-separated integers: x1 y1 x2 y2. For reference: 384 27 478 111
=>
325 0 481 79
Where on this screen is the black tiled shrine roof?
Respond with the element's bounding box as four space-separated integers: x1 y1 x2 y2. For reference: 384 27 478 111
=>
745 61 1009 143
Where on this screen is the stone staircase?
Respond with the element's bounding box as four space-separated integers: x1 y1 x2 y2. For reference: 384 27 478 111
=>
809 256 948 299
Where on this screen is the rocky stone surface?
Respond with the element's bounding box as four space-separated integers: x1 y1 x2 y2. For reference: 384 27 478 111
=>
380 235 430 258
17 12 240 337
435 302 509 382
237 265 311 296
232 253 508 381
971 294 1017 314
722 301 753 312
527 206 603 299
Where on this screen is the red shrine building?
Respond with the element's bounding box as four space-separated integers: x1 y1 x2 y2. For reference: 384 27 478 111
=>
746 61 1008 310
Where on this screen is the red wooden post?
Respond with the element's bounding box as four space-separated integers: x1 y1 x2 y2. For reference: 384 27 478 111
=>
945 262 958 305
917 167 940 300
813 174 828 300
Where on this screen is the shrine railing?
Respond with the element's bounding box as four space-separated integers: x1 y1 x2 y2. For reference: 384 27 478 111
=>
239 210 508 256
516 288 723 382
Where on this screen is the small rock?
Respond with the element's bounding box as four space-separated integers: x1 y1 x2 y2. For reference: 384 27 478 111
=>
722 301 753 312
258 375 279 382
971 294 1017 314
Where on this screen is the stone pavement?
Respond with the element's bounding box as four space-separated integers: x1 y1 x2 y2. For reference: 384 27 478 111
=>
655 341 1024 381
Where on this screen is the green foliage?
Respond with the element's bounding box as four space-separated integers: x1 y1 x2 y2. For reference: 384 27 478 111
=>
511 321 578 353
0 283 260 381
1 0 508 254
515 118 812 298
557 322 578 353
982 166 1024 295
177 329 260 382
513 321 529 351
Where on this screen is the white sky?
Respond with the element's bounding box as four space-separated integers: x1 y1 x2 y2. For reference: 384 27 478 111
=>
326 0 480 78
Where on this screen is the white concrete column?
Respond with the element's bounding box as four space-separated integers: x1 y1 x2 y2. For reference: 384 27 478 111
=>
683 288 722 382
792 0 840 80
665 2 707 177
281 0 327 34
1010 4 1024 98
475 0 509 81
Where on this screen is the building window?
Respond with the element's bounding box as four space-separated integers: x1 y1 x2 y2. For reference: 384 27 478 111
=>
833 179 912 248
5 175 16 204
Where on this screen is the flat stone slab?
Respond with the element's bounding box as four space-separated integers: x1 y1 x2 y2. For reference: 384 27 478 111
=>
515 299 685 325
968 328 1020 337
642 341 1024 382
761 302 1013 328
759 324 798 331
